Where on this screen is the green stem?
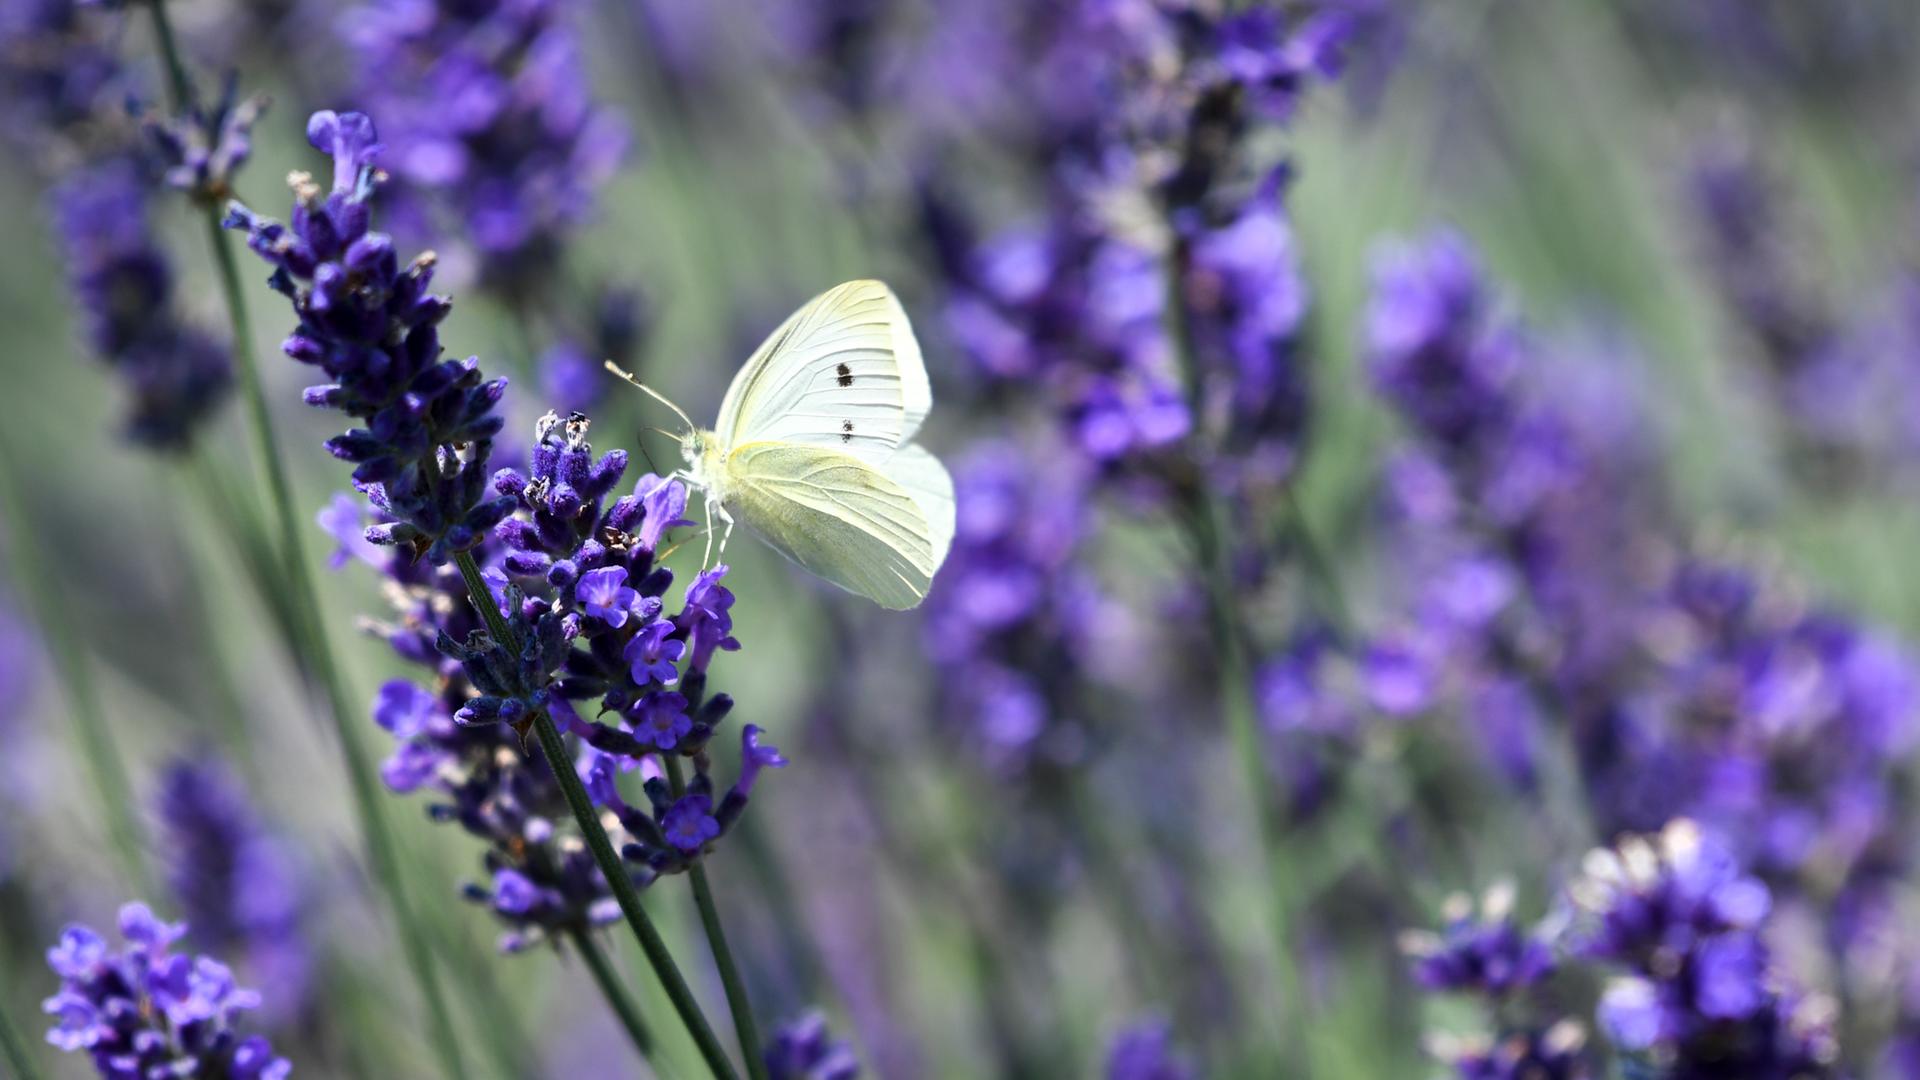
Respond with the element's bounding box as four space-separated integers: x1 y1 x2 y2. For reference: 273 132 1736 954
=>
570 925 656 1061
1162 234 1306 1067
664 756 769 1080
0 448 149 895
0 992 42 1080
143 4 471 1069
450 551 740 1080
143 0 193 110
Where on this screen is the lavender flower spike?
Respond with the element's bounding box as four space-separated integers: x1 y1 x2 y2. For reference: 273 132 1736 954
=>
223 109 512 564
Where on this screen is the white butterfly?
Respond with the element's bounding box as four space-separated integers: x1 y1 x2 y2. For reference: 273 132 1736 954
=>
608 280 955 610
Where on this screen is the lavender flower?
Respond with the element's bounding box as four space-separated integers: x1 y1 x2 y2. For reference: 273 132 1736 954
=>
1568 820 1839 1075
1402 884 1553 998
339 0 627 294
1404 884 1593 1080
930 1 1347 486
345 405 776 943
1422 1024 1590 1080
143 74 268 204
1105 1016 1196 1080
42 902 292 1079
53 157 233 450
224 110 513 563
922 441 1108 769
155 756 312 1023
0 0 126 160
765 1011 860 1080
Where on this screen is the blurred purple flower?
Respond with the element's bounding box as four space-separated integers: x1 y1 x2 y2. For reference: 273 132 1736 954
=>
155 757 312 1024
1105 1016 1195 1080
53 157 232 450
340 0 628 294
765 1010 860 1080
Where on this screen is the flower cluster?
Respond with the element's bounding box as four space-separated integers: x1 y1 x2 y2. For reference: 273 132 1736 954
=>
931 2 1348 487
340 0 628 294
1403 884 1554 998
53 157 233 450
1105 1016 1196 1080
155 756 312 1023
344 408 780 947
42 902 292 1079
355 516 635 953
921 442 1109 770
143 75 268 204
479 410 780 877
1568 820 1839 1075
1358 229 1657 790
224 110 513 563
1684 125 1920 481
0 0 126 162
764 1011 860 1080
1403 885 1591 1080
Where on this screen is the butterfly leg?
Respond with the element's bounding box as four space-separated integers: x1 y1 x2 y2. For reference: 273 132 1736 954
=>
713 500 736 561
700 491 716 569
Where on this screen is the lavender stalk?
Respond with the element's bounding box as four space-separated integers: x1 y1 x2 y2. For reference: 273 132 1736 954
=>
664 753 768 1080
1163 237 1307 1060
569 926 655 1057
141 3 469 1074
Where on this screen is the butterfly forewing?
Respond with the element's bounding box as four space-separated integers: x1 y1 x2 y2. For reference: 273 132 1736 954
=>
715 280 931 463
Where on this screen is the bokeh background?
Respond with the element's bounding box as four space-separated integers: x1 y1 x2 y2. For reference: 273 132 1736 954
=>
3 0 1920 1077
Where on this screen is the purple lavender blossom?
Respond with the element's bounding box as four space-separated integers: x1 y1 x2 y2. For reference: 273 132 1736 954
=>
1425 1024 1591 1080
922 440 1108 770
155 757 312 1024
764 1011 860 1080
224 110 513 564
42 902 292 1079
316 492 385 570
927 1 1346 487
52 157 232 450
339 0 627 294
1405 883 1592 1079
1105 1017 1195 1080
346 403 776 941
624 620 684 686
143 75 268 204
576 566 638 628
1403 885 1553 998
1568 820 1839 1075
0 0 125 159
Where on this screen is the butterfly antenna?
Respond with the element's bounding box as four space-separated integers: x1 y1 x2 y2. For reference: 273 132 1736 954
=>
604 360 695 433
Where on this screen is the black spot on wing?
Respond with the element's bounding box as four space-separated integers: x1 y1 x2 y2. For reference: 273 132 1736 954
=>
835 362 854 388
840 420 854 443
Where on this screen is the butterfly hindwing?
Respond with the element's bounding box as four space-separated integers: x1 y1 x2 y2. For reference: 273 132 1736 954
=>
722 441 937 610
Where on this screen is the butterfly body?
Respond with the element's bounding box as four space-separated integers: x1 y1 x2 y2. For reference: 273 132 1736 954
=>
623 281 954 610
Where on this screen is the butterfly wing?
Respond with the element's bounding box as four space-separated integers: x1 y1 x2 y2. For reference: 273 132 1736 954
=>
723 441 942 610
715 280 931 464
878 443 954 571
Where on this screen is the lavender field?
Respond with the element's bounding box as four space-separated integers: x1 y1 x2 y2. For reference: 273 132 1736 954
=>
3 1 1919 1077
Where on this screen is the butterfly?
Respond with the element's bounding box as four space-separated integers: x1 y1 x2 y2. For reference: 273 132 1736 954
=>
607 280 955 610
